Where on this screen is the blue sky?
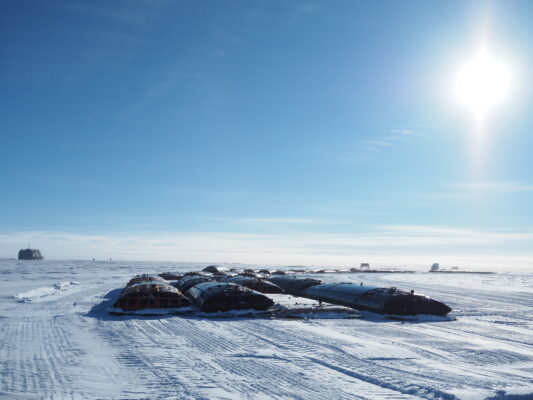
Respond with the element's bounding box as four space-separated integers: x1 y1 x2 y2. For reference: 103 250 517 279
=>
1 0 532 268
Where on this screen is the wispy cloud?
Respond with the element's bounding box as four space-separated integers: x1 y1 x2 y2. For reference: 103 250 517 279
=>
293 3 322 14
378 225 533 244
6 1 171 86
108 64 206 136
193 216 346 227
418 181 533 202
454 181 533 193
167 188 249 201
63 1 171 27
2 225 531 270
241 217 337 225
338 128 422 164
361 140 391 147
353 128 422 155
389 129 419 136
381 135 404 142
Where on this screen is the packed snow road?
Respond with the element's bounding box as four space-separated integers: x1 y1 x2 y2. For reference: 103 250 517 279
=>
0 260 531 400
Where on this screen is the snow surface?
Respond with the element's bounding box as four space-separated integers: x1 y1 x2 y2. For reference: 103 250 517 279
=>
0 259 532 400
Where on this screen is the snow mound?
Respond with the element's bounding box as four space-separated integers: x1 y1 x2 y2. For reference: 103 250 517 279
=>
14 281 80 303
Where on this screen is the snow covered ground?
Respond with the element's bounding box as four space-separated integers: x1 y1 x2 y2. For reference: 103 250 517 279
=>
0 259 531 400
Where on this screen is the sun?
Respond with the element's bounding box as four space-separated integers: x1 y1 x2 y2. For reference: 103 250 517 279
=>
455 49 510 119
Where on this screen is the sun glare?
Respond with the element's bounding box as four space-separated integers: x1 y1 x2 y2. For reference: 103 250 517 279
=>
455 49 510 119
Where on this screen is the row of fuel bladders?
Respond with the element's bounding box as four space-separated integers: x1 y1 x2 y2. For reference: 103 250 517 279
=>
113 268 451 316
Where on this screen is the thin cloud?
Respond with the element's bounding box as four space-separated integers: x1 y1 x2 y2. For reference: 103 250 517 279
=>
240 217 330 225
389 129 427 137
418 181 533 202
2 225 532 269
455 181 533 193
191 216 347 227
294 3 322 13
390 129 415 135
356 128 421 155
378 225 533 243
62 1 171 27
382 135 404 141
361 140 392 147
168 188 249 201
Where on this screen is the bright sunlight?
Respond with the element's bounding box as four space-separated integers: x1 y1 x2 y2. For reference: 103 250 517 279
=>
455 49 510 120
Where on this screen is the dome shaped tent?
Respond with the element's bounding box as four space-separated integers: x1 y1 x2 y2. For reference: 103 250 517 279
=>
301 283 451 316
159 272 183 281
174 275 213 293
186 282 274 313
220 275 284 294
113 282 191 311
127 274 168 287
266 276 322 295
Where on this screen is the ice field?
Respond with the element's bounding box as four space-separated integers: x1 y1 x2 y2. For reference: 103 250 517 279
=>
0 260 532 400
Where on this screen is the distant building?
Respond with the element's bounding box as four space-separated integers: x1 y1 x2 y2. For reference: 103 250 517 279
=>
360 263 370 269
18 248 43 260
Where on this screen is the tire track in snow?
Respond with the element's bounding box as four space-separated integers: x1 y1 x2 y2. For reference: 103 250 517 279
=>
221 320 422 399
230 318 516 399
2 262 531 399
0 315 79 399
89 316 225 399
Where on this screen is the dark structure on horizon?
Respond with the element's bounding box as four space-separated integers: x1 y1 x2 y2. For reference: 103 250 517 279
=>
18 248 44 260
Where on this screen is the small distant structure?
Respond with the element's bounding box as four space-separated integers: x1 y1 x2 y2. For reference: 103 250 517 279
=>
349 263 414 274
430 263 440 272
429 263 493 274
18 244 43 260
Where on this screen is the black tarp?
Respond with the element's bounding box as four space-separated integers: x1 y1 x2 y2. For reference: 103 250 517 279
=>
266 276 322 295
302 283 451 316
220 275 284 294
127 274 168 287
186 282 274 312
114 282 191 311
159 272 183 280
174 275 213 293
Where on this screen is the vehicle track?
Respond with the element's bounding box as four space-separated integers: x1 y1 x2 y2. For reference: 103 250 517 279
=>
1 261 531 399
